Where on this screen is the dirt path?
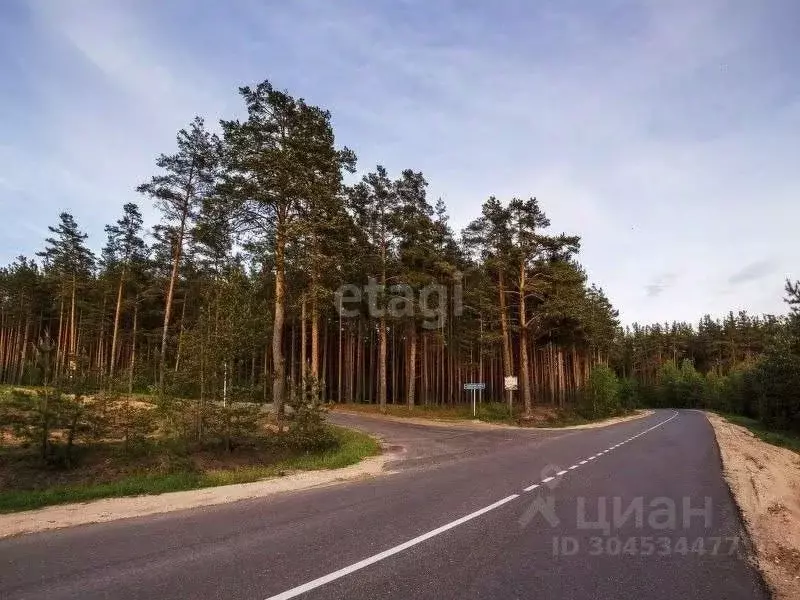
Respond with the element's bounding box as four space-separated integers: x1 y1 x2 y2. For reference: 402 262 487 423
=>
707 412 800 600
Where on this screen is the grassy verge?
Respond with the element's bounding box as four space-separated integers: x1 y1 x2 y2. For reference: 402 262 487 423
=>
0 426 380 514
332 401 517 424
332 402 636 428
719 413 800 454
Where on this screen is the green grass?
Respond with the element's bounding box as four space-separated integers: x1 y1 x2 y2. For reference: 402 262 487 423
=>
332 402 636 427
720 413 800 454
333 401 517 424
0 427 380 514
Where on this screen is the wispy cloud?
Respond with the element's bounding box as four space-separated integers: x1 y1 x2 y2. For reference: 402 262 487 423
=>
1 0 798 325
645 273 677 299
728 259 778 285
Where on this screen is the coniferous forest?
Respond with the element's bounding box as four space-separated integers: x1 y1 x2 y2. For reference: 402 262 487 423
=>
1 79 799 454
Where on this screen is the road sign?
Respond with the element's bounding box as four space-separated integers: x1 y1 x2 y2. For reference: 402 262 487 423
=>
463 382 485 417
504 376 518 391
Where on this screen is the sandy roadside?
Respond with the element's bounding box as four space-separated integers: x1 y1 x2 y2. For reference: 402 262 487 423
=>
331 408 653 430
706 412 800 600
0 454 391 539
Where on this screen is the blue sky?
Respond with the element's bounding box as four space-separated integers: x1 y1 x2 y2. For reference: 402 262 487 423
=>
1 0 798 324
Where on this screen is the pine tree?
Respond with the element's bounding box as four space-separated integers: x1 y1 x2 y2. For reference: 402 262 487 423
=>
37 212 96 379
506 197 580 419
101 203 148 382
349 166 403 411
219 80 354 421
138 116 220 392
462 197 515 408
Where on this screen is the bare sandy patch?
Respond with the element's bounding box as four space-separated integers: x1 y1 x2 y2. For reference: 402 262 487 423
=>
706 412 800 600
0 454 390 539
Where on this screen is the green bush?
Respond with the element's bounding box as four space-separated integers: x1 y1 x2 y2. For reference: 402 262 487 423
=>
654 362 681 408
579 365 621 419
711 365 758 416
204 402 262 452
0 388 117 467
750 351 800 433
618 377 639 411
677 360 705 408
286 378 336 450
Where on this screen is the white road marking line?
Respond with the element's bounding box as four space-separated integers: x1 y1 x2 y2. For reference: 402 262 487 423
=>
579 460 588 465
568 465 579 470
264 494 520 600
268 411 682 600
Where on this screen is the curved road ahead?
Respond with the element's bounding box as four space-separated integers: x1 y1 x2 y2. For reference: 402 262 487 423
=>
0 410 768 599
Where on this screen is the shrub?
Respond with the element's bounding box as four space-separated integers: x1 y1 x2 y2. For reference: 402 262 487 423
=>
751 351 800 433
618 377 639 412
286 378 336 450
1 388 116 467
204 402 262 452
677 360 705 408
654 362 681 408
579 365 621 419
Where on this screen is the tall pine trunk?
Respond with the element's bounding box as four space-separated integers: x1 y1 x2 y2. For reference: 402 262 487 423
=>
174 291 188 374
518 263 533 417
406 322 417 408
271 224 287 425
159 210 187 392
128 296 138 395
16 312 30 384
311 293 320 380
69 275 77 366
109 267 125 381
498 270 513 411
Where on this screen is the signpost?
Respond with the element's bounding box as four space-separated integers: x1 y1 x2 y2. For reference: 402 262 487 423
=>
463 382 486 417
504 376 518 416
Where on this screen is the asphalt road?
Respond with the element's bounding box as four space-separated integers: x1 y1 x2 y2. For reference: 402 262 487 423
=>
0 410 768 599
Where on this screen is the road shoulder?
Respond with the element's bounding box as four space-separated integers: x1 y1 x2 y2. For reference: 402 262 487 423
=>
706 412 800 600
0 453 390 539
330 407 652 430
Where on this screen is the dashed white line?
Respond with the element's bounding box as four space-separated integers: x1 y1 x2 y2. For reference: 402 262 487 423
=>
267 411 680 600
264 494 520 600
